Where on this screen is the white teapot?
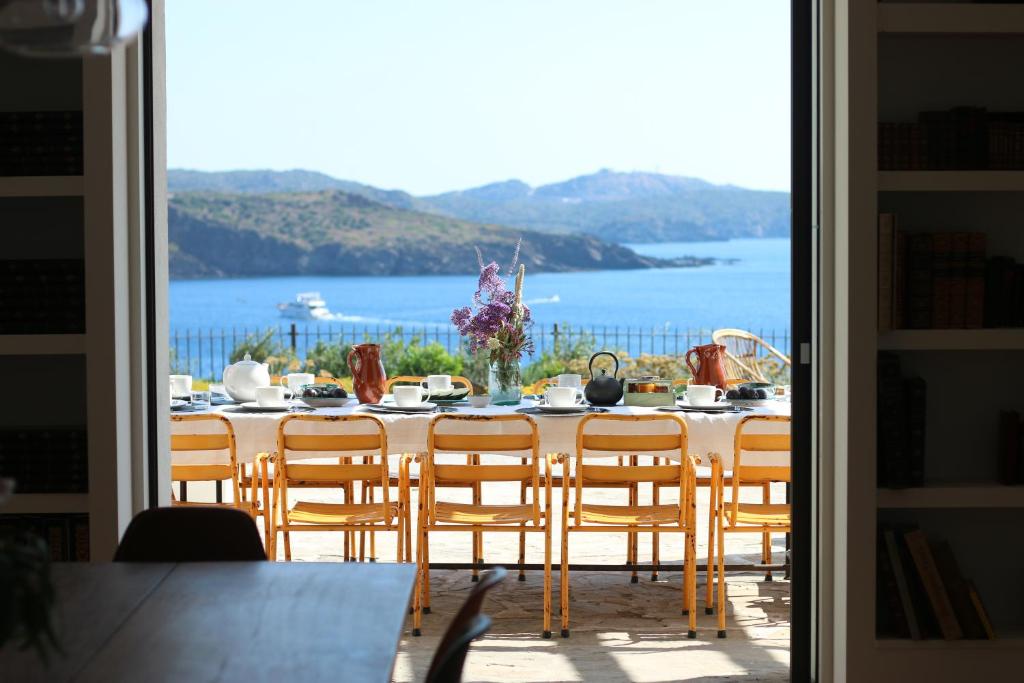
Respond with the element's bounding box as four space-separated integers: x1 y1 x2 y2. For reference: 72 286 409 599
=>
222 353 271 402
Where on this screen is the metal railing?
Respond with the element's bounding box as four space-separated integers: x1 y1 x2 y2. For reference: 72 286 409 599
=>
169 323 791 380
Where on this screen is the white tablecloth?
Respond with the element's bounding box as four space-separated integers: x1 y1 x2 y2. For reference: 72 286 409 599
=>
171 399 791 470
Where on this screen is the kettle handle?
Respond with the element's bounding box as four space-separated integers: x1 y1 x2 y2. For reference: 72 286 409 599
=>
685 348 699 378
588 351 619 379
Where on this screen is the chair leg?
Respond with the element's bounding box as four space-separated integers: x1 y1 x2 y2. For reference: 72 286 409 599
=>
472 454 482 582
543 518 552 638
560 527 570 638
705 482 717 615
412 522 424 636
686 527 697 639
651 478 660 582
629 456 638 584
283 530 292 561
359 482 367 562
518 471 527 581
422 528 432 613
762 482 772 581
717 516 727 638
404 485 414 563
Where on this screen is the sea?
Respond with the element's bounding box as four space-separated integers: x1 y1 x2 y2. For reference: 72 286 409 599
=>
169 238 790 374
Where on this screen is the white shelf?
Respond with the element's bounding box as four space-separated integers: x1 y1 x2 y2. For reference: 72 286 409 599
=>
878 485 1024 509
0 334 86 355
880 4 1024 35
878 329 1024 350
1 493 89 514
0 176 84 197
879 171 1024 192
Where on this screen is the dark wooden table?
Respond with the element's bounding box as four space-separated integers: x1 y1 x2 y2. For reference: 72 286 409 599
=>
1 562 416 682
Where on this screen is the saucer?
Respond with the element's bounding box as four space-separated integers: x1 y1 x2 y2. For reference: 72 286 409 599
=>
239 402 291 413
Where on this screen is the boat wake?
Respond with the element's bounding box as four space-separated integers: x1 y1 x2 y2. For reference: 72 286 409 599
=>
525 294 560 305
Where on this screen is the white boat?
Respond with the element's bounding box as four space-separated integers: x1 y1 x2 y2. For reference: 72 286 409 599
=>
277 292 334 320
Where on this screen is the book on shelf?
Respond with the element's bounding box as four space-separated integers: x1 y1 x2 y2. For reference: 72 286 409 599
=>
883 527 921 639
877 353 925 488
966 581 997 640
0 427 88 493
0 513 89 561
997 411 1022 486
904 528 963 640
878 213 896 333
931 540 988 640
878 107 1024 171
0 110 83 176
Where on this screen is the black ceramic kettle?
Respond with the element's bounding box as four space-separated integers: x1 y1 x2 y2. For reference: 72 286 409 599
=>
584 351 624 406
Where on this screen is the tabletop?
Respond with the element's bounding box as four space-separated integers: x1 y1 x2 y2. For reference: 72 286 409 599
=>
1 562 417 683
171 398 792 469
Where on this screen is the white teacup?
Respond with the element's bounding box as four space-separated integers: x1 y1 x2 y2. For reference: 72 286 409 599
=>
393 385 426 407
424 375 453 394
557 373 582 389
280 372 314 398
169 374 192 399
686 384 724 406
255 385 288 408
546 386 584 407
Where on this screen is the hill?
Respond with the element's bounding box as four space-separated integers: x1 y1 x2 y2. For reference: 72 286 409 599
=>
168 191 710 279
168 168 790 243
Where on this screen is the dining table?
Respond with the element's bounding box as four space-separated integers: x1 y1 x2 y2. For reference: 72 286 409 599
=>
170 397 792 470
0 561 416 683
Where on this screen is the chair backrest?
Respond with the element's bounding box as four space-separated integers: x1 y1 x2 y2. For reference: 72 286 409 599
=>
170 414 239 494
424 614 492 683
114 506 267 561
426 414 540 524
425 567 506 682
711 328 792 382
384 375 475 395
276 413 389 503
728 415 792 523
573 413 691 524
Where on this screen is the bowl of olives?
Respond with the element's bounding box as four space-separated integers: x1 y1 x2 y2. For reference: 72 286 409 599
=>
297 383 350 408
724 382 776 405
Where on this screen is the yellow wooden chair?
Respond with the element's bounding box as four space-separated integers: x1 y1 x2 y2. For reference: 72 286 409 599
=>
269 374 339 385
560 413 698 639
269 414 407 563
413 414 552 638
384 375 475 395
711 328 791 382
710 415 791 638
170 414 268 543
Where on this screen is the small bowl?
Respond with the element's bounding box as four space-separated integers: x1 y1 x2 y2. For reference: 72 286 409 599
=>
468 395 492 408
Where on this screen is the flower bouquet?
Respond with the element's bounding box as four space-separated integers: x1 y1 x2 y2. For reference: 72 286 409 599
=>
451 243 534 404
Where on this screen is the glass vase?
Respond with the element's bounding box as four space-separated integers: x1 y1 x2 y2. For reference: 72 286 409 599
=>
488 359 522 406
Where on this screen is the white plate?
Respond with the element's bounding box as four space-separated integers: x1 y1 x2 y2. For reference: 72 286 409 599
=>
725 399 776 407
170 399 188 410
365 402 437 413
299 397 352 408
239 402 292 413
536 404 589 414
678 401 733 411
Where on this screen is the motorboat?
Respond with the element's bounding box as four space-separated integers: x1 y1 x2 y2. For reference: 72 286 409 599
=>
277 292 333 320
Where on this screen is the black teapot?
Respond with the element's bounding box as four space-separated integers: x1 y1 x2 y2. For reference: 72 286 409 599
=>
584 351 624 406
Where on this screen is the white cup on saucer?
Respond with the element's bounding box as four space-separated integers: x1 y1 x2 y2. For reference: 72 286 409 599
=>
393 385 426 407
169 374 192 399
280 372 314 398
255 385 288 408
686 384 724 406
546 386 584 407
424 375 452 394
557 373 582 390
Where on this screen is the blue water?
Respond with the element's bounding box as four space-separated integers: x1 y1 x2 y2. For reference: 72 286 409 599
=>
170 238 790 332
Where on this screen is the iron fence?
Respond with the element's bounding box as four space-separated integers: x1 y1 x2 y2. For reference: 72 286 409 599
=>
169 323 791 379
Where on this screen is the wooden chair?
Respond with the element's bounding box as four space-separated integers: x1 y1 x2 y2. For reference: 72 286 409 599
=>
414 414 552 638
384 375 475 395
269 414 407 563
424 614 492 683
269 374 339 385
711 328 792 382
114 507 266 562
710 415 791 638
526 376 588 394
170 415 264 536
424 567 505 683
560 413 698 639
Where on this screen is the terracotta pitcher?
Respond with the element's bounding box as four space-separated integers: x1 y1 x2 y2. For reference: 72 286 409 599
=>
347 343 387 404
685 343 729 390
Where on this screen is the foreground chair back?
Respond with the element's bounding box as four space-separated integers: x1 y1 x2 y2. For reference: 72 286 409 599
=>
271 414 404 562
114 506 266 561
562 413 697 638
712 415 791 637
425 567 506 683
424 614 492 683
416 414 551 637
711 328 791 382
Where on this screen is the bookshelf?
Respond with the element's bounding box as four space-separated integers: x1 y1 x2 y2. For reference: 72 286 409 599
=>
878 329 1024 350
878 484 1024 509
879 3 1024 36
879 170 1024 192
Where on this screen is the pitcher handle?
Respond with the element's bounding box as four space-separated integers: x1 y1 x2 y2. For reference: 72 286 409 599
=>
685 348 699 377
347 348 360 375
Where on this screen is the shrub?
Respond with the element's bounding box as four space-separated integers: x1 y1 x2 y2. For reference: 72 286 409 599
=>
228 328 303 376
305 340 353 379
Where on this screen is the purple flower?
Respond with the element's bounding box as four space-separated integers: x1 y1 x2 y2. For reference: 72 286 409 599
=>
451 245 535 360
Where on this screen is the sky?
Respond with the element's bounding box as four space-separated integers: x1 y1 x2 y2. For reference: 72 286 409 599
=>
166 1 790 196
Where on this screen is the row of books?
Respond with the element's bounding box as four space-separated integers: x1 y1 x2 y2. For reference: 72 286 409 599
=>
877 353 926 488
998 411 1024 485
0 428 88 493
0 513 90 561
878 108 1024 170
0 259 85 334
877 525 994 640
877 215 1024 329
0 110 83 177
